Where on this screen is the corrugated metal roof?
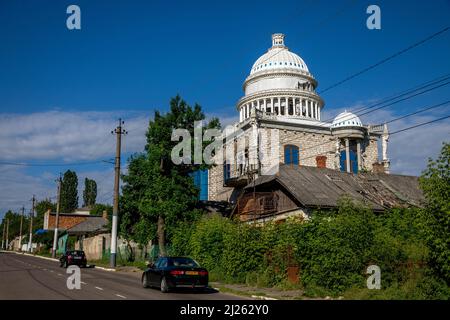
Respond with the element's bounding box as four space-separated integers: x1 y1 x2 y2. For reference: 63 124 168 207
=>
245 165 424 211
66 216 108 235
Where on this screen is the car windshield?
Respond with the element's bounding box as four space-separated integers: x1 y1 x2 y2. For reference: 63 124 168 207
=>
69 251 85 256
169 257 199 267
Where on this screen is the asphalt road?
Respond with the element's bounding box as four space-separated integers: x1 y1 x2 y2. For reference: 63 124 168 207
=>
0 252 247 300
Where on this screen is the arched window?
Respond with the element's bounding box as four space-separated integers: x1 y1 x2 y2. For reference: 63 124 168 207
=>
284 145 299 165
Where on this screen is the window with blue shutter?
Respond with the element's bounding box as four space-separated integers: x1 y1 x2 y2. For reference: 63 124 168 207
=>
284 145 299 165
223 163 231 181
190 169 209 201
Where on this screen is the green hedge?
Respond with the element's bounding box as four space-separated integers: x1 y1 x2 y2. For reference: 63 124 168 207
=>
170 198 449 298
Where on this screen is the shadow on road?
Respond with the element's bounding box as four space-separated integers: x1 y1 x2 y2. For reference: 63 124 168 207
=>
146 287 220 295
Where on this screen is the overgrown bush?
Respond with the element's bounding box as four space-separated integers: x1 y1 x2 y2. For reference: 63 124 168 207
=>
168 198 449 299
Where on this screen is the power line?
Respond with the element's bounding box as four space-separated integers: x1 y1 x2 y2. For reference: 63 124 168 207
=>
358 80 450 117
385 100 450 124
280 98 450 150
390 114 450 135
350 73 450 115
0 160 107 167
318 26 450 94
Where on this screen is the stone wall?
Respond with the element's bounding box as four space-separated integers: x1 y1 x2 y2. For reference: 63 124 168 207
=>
208 120 381 201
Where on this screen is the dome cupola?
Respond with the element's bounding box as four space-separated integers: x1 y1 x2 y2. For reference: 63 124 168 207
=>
332 111 363 128
237 33 324 123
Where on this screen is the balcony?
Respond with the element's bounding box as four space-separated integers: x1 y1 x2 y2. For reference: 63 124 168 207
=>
223 163 258 187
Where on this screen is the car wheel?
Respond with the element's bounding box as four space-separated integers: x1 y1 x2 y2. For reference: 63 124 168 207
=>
160 277 169 293
142 273 149 288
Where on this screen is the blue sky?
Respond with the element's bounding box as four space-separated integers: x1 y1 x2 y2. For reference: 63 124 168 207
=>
0 0 449 217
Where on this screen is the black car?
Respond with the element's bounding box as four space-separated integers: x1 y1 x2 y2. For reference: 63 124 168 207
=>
142 256 208 293
59 250 87 268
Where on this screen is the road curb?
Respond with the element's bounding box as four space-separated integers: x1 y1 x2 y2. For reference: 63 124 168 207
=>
6 250 59 262
251 295 278 300
4 250 116 271
93 265 116 272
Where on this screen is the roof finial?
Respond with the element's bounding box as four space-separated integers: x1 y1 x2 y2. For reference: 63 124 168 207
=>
272 33 285 48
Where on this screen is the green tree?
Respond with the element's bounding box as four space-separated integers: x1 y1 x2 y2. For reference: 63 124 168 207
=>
1 210 23 245
419 142 450 283
60 170 78 213
34 199 56 232
121 95 220 255
82 178 97 207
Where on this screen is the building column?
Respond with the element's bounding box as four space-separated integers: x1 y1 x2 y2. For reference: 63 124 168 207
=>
239 107 243 122
318 105 321 121
345 138 350 173
357 141 361 172
306 100 310 118
263 98 266 113
314 102 318 119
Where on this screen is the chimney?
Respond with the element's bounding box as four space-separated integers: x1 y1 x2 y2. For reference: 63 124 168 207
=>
316 155 327 169
102 210 108 221
372 162 385 174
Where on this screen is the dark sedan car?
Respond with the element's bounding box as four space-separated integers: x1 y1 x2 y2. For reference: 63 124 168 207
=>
59 250 87 268
142 256 208 293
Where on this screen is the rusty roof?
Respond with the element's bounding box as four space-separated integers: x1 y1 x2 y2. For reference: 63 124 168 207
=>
244 165 424 211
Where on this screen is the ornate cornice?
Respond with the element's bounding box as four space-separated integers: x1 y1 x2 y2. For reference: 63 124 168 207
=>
243 69 318 91
236 89 324 110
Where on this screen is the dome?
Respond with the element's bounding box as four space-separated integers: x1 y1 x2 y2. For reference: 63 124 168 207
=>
332 111 363 128
250 33 309 75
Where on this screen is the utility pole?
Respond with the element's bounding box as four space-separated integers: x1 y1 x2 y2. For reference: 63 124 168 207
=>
19 206 24 252
1 222 5 250
52 174 62 258
110 119 127 268
28 195 36 253
5 218 9 250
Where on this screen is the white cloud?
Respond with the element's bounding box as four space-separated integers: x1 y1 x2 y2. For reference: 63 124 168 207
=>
0 111 148 161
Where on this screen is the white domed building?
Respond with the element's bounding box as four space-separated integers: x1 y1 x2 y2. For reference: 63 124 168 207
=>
207 34 390 202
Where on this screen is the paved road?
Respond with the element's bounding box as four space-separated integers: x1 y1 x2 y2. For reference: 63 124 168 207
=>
0 252 246 300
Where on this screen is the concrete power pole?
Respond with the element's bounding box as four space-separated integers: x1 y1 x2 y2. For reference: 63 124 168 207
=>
19 206 24 252
110 119 127 268
28 195 36 253
5 218 9 250
1 222 5 250
52 175 62 258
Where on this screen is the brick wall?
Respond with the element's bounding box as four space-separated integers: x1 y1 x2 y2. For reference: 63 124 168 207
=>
47 214 86 230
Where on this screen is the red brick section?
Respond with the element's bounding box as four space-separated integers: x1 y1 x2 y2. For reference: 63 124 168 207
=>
47 214 87 230
316 155 327 169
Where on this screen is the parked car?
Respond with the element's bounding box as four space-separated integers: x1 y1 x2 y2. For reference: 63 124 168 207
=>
59 250 87 268
142 256 208 293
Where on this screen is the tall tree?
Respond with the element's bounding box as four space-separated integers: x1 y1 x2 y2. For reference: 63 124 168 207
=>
121 95 220 256
419 142 450 284
60 170 78 213
82 178 97 208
